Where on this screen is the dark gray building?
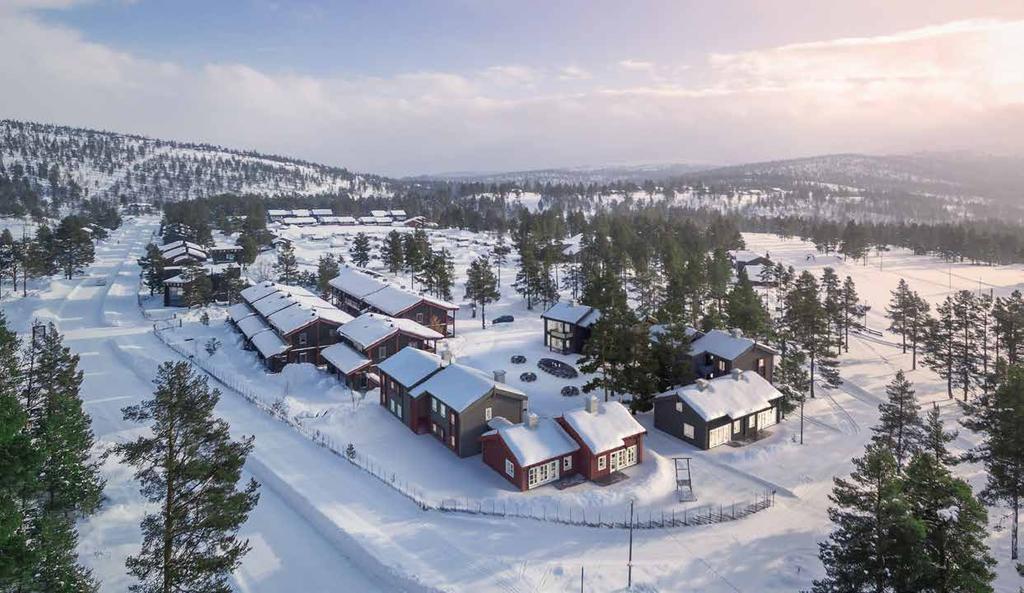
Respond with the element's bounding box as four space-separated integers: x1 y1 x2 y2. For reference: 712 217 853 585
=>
540 302 601 355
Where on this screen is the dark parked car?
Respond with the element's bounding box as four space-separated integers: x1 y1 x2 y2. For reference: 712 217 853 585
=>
492 315 515 325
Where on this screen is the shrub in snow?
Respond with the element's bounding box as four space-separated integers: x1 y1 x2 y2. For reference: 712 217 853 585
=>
200 310 210 326
270 397 289 419
204 337 221 356
346 443 356 459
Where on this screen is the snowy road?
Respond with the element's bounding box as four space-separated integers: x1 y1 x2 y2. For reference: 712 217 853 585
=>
2 219 388 593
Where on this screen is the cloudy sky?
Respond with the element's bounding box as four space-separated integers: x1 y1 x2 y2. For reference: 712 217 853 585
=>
2 0 1023 176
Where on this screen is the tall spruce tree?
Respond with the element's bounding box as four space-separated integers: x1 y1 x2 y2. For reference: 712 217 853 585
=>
926 296 958 399
871 370 924 471
775 350 810 443
906 291 930 371
922 403 958 468
902 452 996 592
993 290 1024 368
53 217 94 280
349 233 371 268
380 230 405 275
887 279 913 354
139 244 166 296
273 241 299 285
726 268 769 338
315 253 339 296
812 443 926 593
782 271 841 398
113 362 260 593
0 313 35 588
840 276 861 352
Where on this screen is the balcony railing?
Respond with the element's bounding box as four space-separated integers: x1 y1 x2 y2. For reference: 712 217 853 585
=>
547 328 573 340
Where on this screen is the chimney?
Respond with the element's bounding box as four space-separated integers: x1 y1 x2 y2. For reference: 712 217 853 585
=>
441 350 454 366
527 412 539 429
732 368 743 380
730 328 744 339
585 394 598 414
695 378 709 391
493 369 506 383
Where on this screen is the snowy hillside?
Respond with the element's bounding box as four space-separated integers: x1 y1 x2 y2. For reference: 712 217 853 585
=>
0 120 391 203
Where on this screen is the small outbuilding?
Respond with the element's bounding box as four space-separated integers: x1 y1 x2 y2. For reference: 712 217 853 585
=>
540 302 601 355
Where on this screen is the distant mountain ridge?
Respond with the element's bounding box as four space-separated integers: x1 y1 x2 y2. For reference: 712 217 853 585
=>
413 162 716 185
0 119 389 203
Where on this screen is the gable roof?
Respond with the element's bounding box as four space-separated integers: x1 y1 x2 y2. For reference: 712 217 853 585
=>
331 267 459 314
240 281 280 303
376 346 443 387
411 363 526 412
251 330 291 358
657 371 783 421
159 240 205 253
227 303 256 323
329 267 389 299
485 418 579 467
541 302 601 327
321 342 373 375
560 401 645 453
337 312 442 350
237 315 272 339
689 329 765 360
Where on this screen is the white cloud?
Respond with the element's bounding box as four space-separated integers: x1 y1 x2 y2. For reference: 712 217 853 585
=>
0 6 1022 175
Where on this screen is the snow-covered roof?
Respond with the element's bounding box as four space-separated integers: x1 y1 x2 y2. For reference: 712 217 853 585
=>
267 305 321 335
376 346 442 387
411 363 526 412
370 210 388 217
648 324 700 343
163 274 187 285
237 315 272 339
689 329 778 359
209 244 242 252
361 285 424 315
561 401 645 453
730 250 770 264
320 342 373 375
252 292 303 318
267 209 290 217
282 216 317 225
486 417 579 467
162 245 207 262
240 281 279 304
291 209 312 217
389 209 407 217
329 267 389 299
657 371 783 421
159 240 205 253
337 312 440 349
541 302 601 327
227 303 256 323
311 209 333 216
375 216 393 224
251 330 291 358
358 216 377 223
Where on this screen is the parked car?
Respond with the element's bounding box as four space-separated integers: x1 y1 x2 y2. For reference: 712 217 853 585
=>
492 315 515 325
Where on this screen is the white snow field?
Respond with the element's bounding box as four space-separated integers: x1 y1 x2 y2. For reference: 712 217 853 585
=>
4 218 1024 592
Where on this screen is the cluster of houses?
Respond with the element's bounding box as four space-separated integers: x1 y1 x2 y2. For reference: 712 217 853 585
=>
267 208 429 228
540 301 785 453
376 346 647 491
156 239 243 307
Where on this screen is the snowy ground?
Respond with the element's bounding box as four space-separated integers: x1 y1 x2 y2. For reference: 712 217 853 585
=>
4 219 1024 592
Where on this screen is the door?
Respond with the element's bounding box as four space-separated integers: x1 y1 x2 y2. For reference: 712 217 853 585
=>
527 459 560 489
708 424 731 449
756 408 776 428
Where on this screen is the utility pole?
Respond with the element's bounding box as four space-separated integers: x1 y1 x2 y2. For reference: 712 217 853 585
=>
627 500 635 589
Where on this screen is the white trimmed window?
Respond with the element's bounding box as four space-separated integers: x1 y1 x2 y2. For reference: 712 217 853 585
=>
449 435 456 448
675 402 683 412
597 455 607 471
432 398 439 413
298 333 308 346
683 423 695 439
563 456 572 471
416 312 424 323
505 459 515 477
485 407 493 421
377 345 388 359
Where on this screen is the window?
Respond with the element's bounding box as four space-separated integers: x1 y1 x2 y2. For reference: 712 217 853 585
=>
416 312 424 323
597 455 607 471
298 333 308 346
717 359 727 372
484 407 493 421
675 402 683 412
683 423 695 439
297 351 309 364
377 345 388 360
505 459 515 477
449 435 456 448
732 419 742 433
432 398 439 413
563 456 572 471
757 358 767 376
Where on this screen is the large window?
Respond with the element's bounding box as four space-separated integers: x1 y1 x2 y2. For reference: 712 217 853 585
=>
505 459 515 478
683 423 695 439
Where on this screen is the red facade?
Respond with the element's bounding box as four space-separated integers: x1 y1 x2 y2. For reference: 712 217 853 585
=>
555 418 645 481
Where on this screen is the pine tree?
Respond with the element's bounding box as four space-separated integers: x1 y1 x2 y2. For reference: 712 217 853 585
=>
840 276 861 352
812 444 927 593
350 233 371 268
961 364 1024 560
113 362 260 593
906 291 930 371
181 262 212 309
726 268 769 338
993 290 1024 368
380 230 404 275
902 452 996 592
871 370 924 471
513 244 541 310
27 224 57 279
578 302 632 402
425 249 454 301
273 241 299 285
782 271 841 398
925 296 957 399
886 279 912 353
53 217 94 280
316 253 339 296
650 321 695 391
0 313 35 588
775 350 810 443
922 403 958 468
464 257 499 328
402 229 430 289
820 267 843 355
492 234 511 287
139 243 165 296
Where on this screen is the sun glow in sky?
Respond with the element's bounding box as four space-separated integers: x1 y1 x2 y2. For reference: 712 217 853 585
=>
2 0 1023 175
